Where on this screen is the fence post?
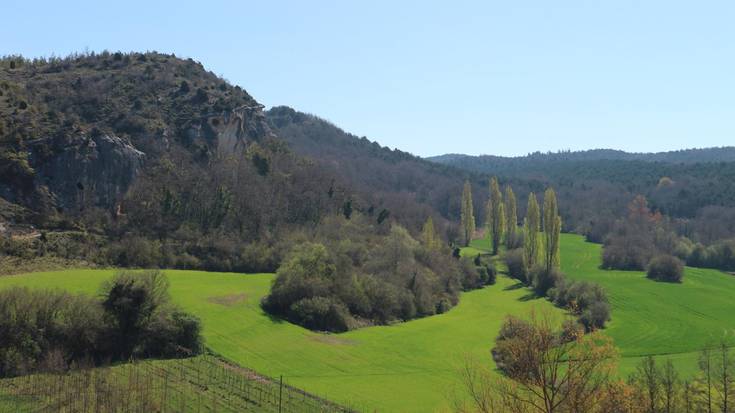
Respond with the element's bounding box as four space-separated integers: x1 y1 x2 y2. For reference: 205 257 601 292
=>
279 375 283 413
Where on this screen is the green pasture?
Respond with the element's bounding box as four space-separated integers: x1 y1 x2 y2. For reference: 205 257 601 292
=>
0 267 556 412
3 233 732 410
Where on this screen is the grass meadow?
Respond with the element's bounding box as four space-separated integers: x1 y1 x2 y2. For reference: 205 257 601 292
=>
3 233 734 411
0 267 556 412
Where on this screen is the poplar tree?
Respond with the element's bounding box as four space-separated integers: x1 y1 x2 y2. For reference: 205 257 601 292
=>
542 188 562 273
504 185 518 249
460 181 475 247
487 177 505 255
523 192 541 272
422 216 441 250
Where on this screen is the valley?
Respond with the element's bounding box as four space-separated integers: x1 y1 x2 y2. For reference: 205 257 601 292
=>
3 234 734 411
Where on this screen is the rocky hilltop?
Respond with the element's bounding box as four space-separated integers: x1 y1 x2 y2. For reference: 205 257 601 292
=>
0 52 272 221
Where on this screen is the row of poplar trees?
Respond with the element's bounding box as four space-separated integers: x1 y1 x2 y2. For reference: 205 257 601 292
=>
460 177 561 273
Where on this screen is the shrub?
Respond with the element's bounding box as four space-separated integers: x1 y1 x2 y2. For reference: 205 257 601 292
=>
459 256 482 290
262 243 334 316
0 271 202 377
580 301 611 331
548 278 610 330
0 288 103 376
647 254 684 283
504 248 527 283
263 220 474 332
107 236 162 268
601 237 651 271
100 270 171 357
530 267 562 296
289 297 353 332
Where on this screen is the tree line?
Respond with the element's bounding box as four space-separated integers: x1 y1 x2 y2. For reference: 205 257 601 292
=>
461 178 610 331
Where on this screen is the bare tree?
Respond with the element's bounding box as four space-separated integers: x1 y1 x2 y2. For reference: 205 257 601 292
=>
634 356 660 413
488 311 617 413
661 359 679 413
700 346 714 413
714 339 734 413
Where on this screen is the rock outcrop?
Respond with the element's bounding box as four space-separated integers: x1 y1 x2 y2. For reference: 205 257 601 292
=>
33 134 144 213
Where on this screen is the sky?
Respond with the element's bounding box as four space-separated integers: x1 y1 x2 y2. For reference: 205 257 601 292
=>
2 1 734 157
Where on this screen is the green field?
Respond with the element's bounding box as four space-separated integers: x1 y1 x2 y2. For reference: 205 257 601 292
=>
467 233 735 376
3 233 732 411
559 233 735 376
0 267 557 412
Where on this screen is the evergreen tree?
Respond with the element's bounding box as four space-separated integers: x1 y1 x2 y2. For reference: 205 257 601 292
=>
460 181 475 247
523 192 541 272
542 188 562 273
504 185 518 249
422 216 441 250
487 176 505 255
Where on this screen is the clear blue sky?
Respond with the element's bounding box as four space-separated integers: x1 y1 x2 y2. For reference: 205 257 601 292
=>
3 1 734 157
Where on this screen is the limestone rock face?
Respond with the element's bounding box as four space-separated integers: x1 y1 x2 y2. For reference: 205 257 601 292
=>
34 134 145 212
215 105 272 154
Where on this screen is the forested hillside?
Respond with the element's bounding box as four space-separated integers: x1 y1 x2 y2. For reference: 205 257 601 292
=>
430 151 735 237
0 52 490 330
266 106 481 233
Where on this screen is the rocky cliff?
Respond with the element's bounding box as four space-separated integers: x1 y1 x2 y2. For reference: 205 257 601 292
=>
0 52 273 219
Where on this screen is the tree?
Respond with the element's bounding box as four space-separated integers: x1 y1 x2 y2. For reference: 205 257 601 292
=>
505 185 518 249
489 311 617 413
635 356 660 413
714 339 733 413
460 181 476 247
543 188 562 273
699 347 714 413
524 193 541 273
647 255 684 283
100 270 171 359
487 177 505 255
661 359 679 413
422 216 441 250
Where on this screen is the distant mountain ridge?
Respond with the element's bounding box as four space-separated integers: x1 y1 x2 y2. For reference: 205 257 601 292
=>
428 147 735 172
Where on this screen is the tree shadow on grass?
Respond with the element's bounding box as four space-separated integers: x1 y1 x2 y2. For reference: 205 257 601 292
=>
518 292 541 302
260 309 286 324
503 282 525 291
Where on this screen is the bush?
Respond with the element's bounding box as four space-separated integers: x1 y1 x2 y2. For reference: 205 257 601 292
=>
601 237 651 271
0 288 103 376
0 270 202 377
459 257 482 290
107 236 162 268
580 301 611 331
504 248 527 283
289 297 354 332
548 278 610 331
647 254 684 283
530 267 562 296
263 220 474 332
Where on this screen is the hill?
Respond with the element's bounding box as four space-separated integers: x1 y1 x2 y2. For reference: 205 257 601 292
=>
429 149 735 242
265 106 480 231
429 147 735 167
0 52 271 221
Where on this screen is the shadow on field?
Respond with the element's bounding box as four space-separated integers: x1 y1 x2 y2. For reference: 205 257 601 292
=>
260 310 287 324
503 282 525 291
518 292 540 302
